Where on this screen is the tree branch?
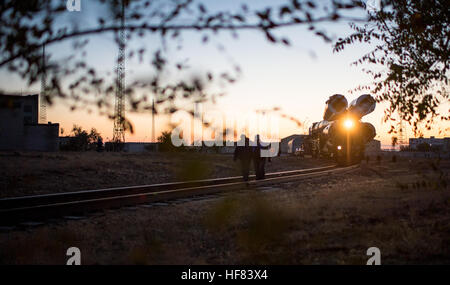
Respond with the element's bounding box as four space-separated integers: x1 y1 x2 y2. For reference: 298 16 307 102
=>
0 15 368 67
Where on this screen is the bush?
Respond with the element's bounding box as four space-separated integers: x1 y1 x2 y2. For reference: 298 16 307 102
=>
60 125 103 151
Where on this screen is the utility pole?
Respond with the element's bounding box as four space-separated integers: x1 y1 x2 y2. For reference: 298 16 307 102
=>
40 44 47 124
152 99 155 142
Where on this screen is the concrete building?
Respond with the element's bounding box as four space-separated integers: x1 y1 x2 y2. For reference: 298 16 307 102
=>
409 137 450 152
0 94 59 151
365 139 381 155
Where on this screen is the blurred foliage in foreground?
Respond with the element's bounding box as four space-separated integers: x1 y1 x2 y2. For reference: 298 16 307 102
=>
335 0 449 135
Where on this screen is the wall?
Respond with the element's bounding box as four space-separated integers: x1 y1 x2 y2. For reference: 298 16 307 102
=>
0 106 24 150
23 124 60 152
365 139 381 155
123 142 159 153
409 137 450 152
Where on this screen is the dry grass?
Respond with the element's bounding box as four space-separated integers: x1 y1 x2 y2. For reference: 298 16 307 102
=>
0 151 330 198
0 158 448 264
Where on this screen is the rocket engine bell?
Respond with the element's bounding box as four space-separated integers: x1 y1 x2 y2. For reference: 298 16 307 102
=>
347 94 376 119
323 94 348 121
360 122 376 143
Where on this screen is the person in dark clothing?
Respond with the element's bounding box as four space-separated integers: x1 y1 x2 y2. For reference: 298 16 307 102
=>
96 137 103 152
234 135 253 182
253 134 270 180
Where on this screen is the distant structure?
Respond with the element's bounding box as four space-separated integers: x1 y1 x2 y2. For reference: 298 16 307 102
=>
0 94 59 151
152 99 155 142
365 139 381 155
409 137 450 152
112 0 126 145
280 134 307 154
124 142 159 152
398 119 408 147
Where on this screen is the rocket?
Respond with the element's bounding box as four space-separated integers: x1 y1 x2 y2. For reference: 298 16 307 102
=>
310 94 377 143
323 94 348 121
323 94 376 122
347 94 376 119
360 122 376 143
307 94 377 162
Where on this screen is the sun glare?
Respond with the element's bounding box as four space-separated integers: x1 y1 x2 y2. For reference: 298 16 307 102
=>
344 119 354 130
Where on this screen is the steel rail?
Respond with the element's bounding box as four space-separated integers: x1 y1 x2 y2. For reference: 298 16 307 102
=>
0 165 337 209
0 164 358 225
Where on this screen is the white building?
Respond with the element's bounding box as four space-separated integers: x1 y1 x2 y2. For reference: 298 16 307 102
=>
409 137 450 152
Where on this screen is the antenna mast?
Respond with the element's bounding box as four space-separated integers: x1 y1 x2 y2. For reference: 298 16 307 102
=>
398 119 408 148
113 0 126 145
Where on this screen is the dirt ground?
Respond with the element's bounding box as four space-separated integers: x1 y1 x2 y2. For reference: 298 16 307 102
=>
0 151 331 198
0 157 448 265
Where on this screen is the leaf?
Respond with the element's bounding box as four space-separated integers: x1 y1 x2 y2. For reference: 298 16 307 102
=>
198 4 206 14
279 6 291 18
281 38 290 46
265 31 276 43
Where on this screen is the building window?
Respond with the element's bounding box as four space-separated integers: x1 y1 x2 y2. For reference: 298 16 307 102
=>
24 105 32 112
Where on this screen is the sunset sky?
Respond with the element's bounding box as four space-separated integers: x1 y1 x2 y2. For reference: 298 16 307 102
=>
0 0 448 147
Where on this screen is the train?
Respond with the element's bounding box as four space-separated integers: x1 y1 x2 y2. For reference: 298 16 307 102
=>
305 94 377 165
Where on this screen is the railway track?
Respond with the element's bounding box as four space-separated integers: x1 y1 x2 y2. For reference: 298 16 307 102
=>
0 164 358 226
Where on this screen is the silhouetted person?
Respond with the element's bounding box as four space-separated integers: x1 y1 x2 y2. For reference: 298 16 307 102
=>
234 135 253 182
254 134 270 180
96 137 103 152
376 154 381 165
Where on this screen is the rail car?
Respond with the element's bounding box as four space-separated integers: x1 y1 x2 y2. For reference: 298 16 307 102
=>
306 94 377 165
